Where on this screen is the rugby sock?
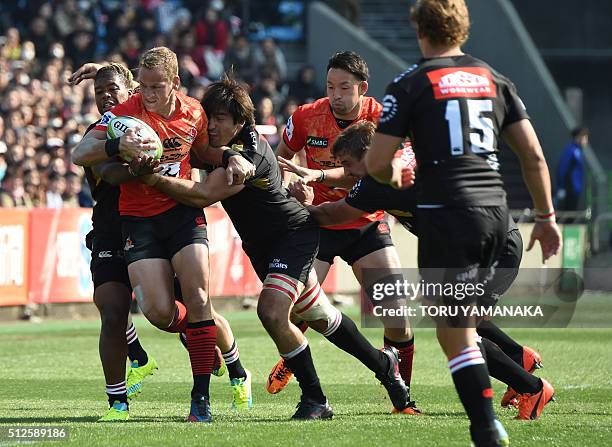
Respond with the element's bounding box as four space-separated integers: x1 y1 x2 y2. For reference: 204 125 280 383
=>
448 347 497 444
163 301 188 334
324 313 388 377
384 336 414 387
282 341 326 404
481 338 541 394
126 323 148 366
222 341 247 380
477 320 523 366
106 381 128 407
186 320 217 398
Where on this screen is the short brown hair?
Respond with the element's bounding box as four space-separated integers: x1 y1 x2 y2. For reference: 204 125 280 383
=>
411 0 470 47
139 47 178 82
327 51 369 81
202 75 256 126
332 121 375 160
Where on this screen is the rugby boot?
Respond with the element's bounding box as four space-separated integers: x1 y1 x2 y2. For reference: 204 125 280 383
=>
266 357 293 394
291 397 333 420
516 378 555 420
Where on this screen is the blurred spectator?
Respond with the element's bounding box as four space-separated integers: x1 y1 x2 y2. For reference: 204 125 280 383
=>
63 171 82 208
29 16 55 60
1 28 22 60
0 172 32 207
288 65 323 105
45 172 64 208
252 71 285 115
119 30 142 68
280 97 299 122
255 96 280 147
194 7 229 52
253 38 287 83
224 34 256 84
556 127 588 211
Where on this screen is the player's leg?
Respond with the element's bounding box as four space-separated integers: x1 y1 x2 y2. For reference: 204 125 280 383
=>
166 205 218 422
419 208 505 447
477 226 552 416
293 269 410 412
212 308 251 410
90 236 154 421
93 281 131 421
124 309 159 399
351 239 415 394
257 280 332 419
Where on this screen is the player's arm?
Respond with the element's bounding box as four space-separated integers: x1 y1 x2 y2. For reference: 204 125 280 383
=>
68 62 106 86
502 119 561 261
276 139 301 186
288 179 363 226
367 83 413 188
191 144 255 185
142 167 244 208
278 155 356 188
308 200 364 227
93 156 161 185
71 127 156 167
366 133 405 187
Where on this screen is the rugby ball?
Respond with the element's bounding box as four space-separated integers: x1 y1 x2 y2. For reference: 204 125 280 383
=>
106 115 163 161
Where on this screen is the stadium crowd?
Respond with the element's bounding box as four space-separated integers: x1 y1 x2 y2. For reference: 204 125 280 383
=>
0 0 322 208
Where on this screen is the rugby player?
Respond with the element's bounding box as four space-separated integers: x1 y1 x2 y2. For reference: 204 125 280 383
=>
366 1 561 445
133 76 412 419
273 51 417 408
71 47 254 422
71 61 255 413
287 120 552 416
77 63 157 422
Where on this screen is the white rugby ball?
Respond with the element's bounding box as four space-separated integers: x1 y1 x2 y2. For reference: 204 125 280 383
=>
106 115 163 161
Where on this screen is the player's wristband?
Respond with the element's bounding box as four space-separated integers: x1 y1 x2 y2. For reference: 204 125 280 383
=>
316 169 325 183
222 149 241 169
534 209 556 222
105 138 120 158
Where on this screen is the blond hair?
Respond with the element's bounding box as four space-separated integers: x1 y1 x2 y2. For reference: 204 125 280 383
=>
139 46 178 82
411 0 470 47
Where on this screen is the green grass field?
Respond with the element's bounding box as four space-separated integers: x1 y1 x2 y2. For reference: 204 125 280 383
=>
1 309 611 446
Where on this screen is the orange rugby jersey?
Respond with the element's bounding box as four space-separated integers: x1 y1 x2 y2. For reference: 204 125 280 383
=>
282 96 384 229
95 91 208 217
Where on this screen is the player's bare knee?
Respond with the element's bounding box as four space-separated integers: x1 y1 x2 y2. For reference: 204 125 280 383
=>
304 319 329 333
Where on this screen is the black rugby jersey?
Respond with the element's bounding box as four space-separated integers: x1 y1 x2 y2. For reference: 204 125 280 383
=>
346 176 418 235
215 126 314 245
83 121 122 245
376 54 529 207
345 177 518 236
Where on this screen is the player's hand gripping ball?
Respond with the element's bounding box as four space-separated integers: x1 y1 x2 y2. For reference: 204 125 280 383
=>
107 115 163 162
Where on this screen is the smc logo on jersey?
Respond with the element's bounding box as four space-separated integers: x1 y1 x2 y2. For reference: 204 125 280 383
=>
427 67 497 100
306 136 328 148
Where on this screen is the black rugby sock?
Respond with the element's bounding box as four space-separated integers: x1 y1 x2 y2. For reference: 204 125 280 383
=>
481 338 541 394
477 320 523 366
325 313 388 376
283 343 326 404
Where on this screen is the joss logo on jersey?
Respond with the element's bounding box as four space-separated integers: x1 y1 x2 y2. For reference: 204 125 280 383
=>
306 136 328 148
427 67 496 100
